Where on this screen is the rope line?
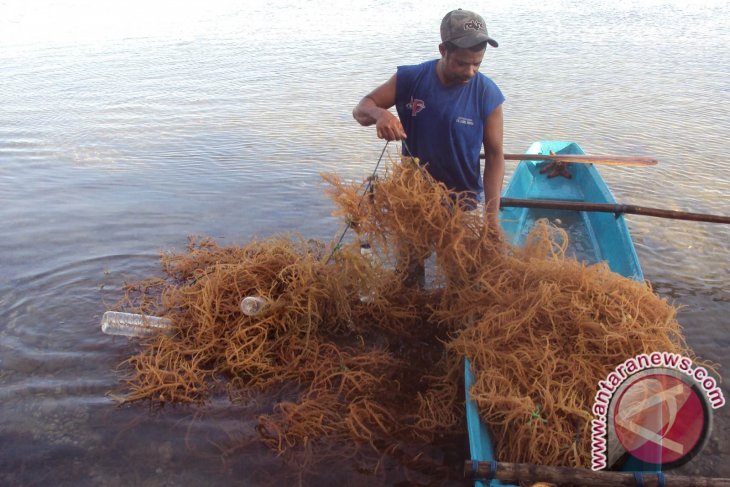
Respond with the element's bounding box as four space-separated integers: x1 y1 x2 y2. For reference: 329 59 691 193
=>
325 140 390 264
633 472 645 487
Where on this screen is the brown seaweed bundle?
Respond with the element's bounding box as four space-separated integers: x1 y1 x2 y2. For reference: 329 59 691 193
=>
440 225 688 467
115 156 688 472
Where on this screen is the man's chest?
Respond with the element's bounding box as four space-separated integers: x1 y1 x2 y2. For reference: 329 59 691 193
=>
405 88 483 135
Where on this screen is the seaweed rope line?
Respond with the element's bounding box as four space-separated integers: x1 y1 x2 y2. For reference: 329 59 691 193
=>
325 140 390 264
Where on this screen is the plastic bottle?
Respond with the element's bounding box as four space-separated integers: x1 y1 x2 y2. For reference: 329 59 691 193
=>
100 311 174 338
358 241 377 302
360 240 376 264
240 296 268 316
359 291 376 303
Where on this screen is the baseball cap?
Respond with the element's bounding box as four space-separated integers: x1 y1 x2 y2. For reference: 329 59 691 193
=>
440 9 498 48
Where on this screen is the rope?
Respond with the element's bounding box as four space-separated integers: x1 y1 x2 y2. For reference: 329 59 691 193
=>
633 472 645 487
468 460 499 482
633 472 664 487
485 460 498 482
401 139 415 159
325 141 390 264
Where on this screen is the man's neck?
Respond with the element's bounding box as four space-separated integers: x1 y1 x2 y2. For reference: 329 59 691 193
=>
435 59 464 88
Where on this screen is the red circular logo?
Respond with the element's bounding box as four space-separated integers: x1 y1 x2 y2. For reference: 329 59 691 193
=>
612 372 707 466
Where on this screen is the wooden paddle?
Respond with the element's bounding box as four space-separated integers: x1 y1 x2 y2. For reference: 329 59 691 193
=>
480 153 658 166
500 198 730 224
464 460 730 486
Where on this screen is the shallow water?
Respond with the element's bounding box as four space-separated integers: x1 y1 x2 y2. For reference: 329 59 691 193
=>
1 0 729 484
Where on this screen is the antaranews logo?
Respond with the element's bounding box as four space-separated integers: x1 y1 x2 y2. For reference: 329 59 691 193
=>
591 352 725 470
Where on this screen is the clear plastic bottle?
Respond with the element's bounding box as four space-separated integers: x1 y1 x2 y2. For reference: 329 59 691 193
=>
100 311 174 338
360 240 377 264
358 241 377 302
360 241 372 257
240 296 268 316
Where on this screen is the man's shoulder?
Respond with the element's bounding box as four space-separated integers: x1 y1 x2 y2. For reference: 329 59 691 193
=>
475 72 500 90
473 72 505 115
397 59 438 76
396 60 437 98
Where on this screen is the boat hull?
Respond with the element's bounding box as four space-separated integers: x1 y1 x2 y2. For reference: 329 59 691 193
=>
465 140 648 486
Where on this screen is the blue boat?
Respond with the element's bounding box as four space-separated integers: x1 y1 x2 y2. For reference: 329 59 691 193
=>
464 140 651 486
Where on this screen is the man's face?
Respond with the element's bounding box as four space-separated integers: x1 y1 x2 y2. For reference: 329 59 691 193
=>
439 45 486 86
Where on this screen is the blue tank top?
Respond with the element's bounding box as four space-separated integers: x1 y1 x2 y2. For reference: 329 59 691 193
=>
395 59 504 201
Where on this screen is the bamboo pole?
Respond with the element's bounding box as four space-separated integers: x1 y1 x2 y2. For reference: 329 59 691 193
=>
500 198 730 224
481 153 658 166
464 460 730 487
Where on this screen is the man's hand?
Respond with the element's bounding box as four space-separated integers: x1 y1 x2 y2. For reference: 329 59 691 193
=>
375 111 407 141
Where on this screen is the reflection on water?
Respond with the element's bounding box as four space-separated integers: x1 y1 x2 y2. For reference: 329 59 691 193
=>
1 0 728 484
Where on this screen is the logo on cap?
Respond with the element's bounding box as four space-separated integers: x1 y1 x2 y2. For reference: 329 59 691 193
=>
464 19 485 31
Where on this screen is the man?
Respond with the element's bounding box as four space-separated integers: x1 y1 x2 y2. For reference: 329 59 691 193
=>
352 9 505 234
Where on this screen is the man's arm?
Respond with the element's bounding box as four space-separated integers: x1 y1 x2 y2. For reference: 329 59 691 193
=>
482 104 505 234
352 74 407 141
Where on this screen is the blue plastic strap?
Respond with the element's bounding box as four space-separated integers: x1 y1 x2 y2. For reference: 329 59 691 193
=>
470 460 498 483
486 460 498 482
657 472 666 487
633 472 645 487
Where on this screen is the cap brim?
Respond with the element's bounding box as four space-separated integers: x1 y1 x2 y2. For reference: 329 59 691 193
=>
451 34 499 48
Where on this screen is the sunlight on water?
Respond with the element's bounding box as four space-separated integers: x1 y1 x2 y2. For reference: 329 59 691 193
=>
0 0 235 49
2 0 725 51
